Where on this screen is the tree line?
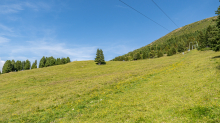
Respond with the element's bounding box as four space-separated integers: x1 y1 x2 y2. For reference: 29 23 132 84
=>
111 31 196 61
1 56 71 74
198 6 220 51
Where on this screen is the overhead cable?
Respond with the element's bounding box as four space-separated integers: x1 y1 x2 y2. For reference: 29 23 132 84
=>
152 0 179 28
119 0 170 32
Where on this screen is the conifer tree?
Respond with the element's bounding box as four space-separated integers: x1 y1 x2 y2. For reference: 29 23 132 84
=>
60 58 67 64
146 52 150 58
50 57 56 66
178 40 185 53
14 60 22 71
205 25 213 47
22 61 26 70
171 47 177 54
198 31 206 49
157 51 163 58
125 57 128 61
31 60 37 69
67 57 71 63
39 56 46 68
45 57 50 67
56 58 61 65
24 60 31 70
167 49 173 56
150 51 155 58
143 51 146 59
136 52 141 60
18 61 22 71
95 49 105 65
2 60 12 73
210 6 220 51
11 60 15 71
95 49 101 64
100 49 105 63
133 53 137 60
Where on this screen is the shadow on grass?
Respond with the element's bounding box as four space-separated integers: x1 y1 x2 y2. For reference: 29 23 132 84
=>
212 55 220 59
216 65 220 70
176 105 220 122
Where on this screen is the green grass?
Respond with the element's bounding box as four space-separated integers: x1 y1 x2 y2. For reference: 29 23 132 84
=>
151 16 217 45
1 50 220 122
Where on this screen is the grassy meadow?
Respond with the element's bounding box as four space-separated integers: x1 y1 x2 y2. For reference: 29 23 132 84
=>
0 50 220 122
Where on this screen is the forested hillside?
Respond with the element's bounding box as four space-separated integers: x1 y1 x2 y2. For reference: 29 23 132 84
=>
112 16 217 61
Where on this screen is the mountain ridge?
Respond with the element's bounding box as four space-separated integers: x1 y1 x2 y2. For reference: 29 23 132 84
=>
112 16 217 61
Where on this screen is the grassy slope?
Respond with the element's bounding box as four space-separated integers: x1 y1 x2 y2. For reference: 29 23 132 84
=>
129 16 217 53
152 16 216 45
1 50 220 122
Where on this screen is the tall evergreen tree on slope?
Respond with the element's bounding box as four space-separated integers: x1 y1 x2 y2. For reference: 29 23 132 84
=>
95 49 106 65
210 6 220 51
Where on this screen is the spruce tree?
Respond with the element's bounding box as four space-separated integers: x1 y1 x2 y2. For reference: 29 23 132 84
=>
2 60 12 73
210 6 220 51
143 51 146 59
100 49 106 64
11 60 15 71
136 52 141 60
95 49 105 65
157 51 163 58
22 61 26 70
24 60 31 70
150 51 155 58
125 57 128 61
95 49 101 64
171 47 177 54
17 61 22 71
205 25 213 47
60 58 67 64
67 57 71 63
50 57 56 66
178 42 185 52
146 52 150 58
39 56 46 68
45 57 50 67
56 58 61 65
198 31 206 49
31 60 37 69
14 60 21 71
167 49 173 56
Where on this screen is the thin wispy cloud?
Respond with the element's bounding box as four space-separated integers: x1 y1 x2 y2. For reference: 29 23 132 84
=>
0 36 10 43
0 4 23 14
5 40 97 62
0 24 13 32
0 1 51 14
24 2 51 11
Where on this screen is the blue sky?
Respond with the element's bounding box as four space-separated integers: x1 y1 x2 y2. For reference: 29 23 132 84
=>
0 0 219 71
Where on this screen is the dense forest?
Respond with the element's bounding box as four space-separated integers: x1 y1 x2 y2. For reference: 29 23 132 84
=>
1 56 71 74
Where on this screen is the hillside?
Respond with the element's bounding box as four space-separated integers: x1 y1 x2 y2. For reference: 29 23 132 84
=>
1 50 220 122
112 16 217 61
151 16 217 45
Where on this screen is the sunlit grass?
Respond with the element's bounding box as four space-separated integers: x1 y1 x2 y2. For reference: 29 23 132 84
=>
0 50 220 122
